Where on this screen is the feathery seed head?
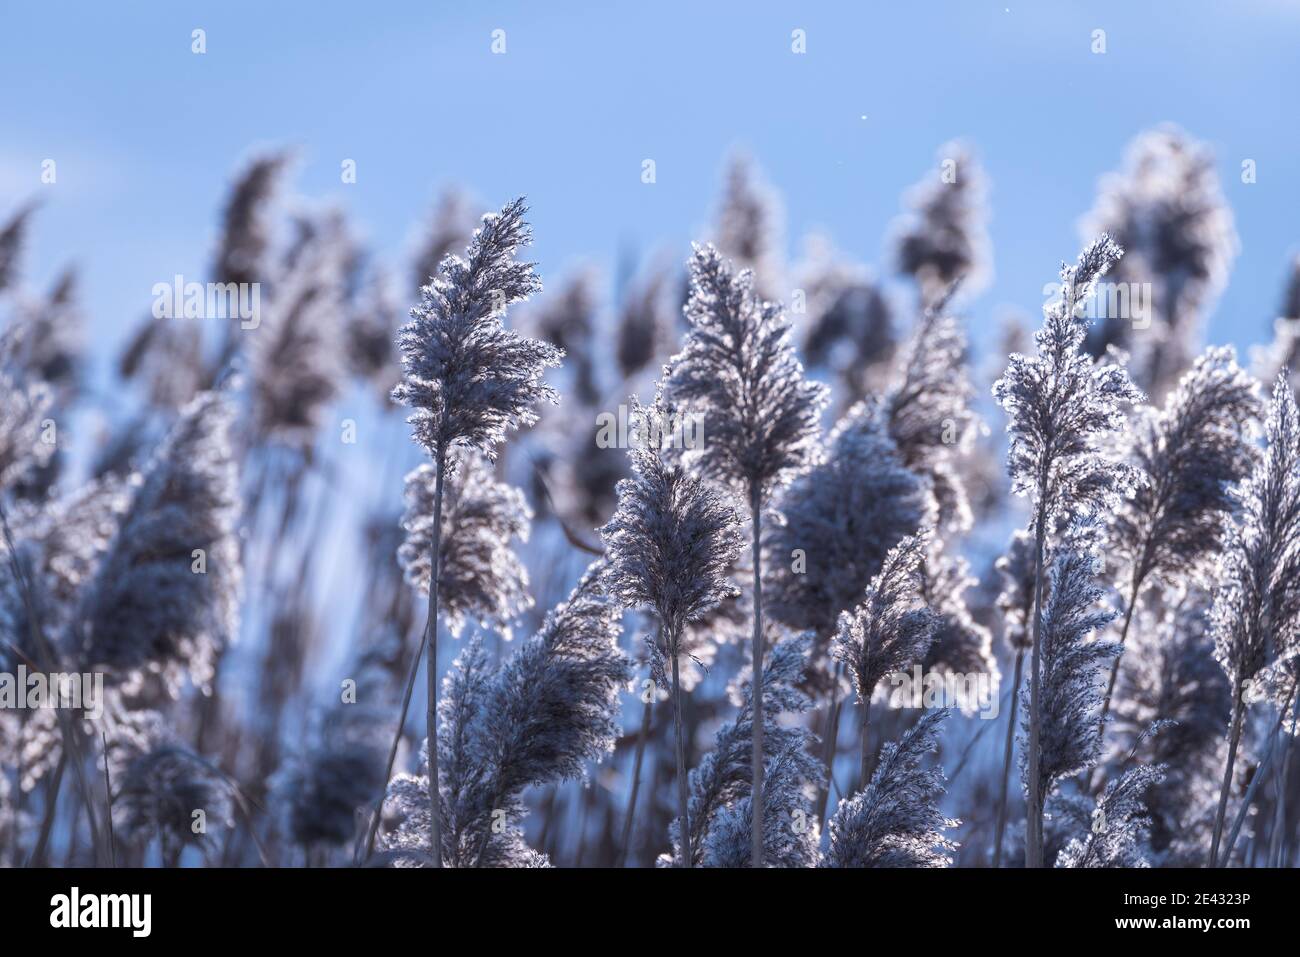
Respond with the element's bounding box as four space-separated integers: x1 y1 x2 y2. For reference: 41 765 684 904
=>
392 198 561 460
833 532 941 706
600 397 744 642
397 450 533 637
1111 345 1261 592
767 399 932 647
665 635 821 868
892 141 991 303
993 236 1144 528
1019 530 1120 802
1211 373 1300 691
667 243 829 502
79 390 242 692
824 708 957 868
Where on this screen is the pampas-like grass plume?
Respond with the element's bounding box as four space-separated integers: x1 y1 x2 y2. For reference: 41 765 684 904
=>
1081 127 1237 397
668 242 827 866
886 290 982 533
1099 346 1260 729
993 236 1143 527
0 202 39 294
392 197 559 461
530 269 604 409
115 740 233 866
892 142 991 305
991 527 1037 864
917 543 997 695
767 399 932 650
712 154 784 300
77 390 241 692
1110 600 1229 862
1111 347 1261 591
600 396 744 866
799 258 898 406
397 451 532 637
663 635 822 868
0 476 129 671
993 235 1142 867
1055 762 1165 868
1018 534 1119 828
390 196 559 865
824 708 957 868
213 152 289 289
832 533 940 790
0 334 55 493
1207 374 1300 865
377 566 630 867
669 244 828 503
249 210 347 446
615 264 673 381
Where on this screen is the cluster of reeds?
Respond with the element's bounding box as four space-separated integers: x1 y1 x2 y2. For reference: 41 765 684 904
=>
2 126 1298 868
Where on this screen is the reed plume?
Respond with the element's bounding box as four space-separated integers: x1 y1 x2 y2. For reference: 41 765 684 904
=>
1207 374 1300 865
600 397 745 867
824 708 956 868
391 197 559 864
668 242 827 866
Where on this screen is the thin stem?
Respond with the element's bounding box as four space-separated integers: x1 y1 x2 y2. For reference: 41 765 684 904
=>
27 750 67 867
1025 497 1048 869
947 701 1000 786
617 697 653 868
992 647 1025 867
1269 691 1299 866
749 484 764 869
857 703 872 793
101 733 116 868
424 446 447 868
1096 579 1139 741
1219 687 1293 866
1209 684 1245 867
357 622 429 863
815 661 844 829
671 637 693 868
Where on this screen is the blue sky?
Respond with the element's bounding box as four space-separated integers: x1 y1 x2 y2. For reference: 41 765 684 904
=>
2 0 1299 374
